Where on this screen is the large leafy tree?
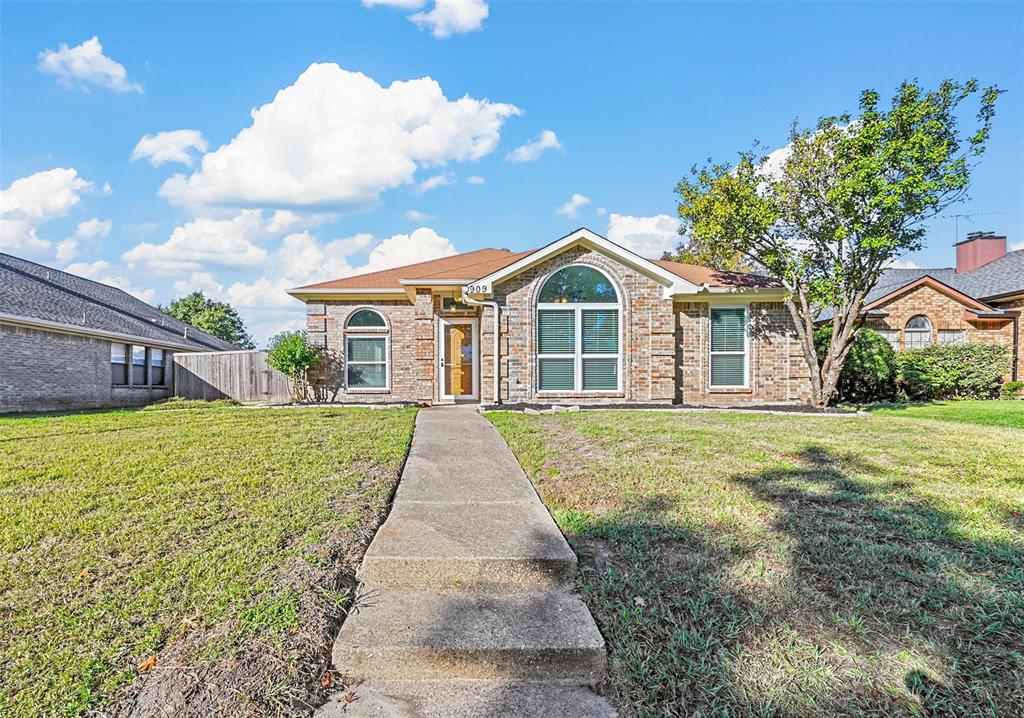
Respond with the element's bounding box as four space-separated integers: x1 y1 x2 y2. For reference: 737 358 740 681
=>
676 80 1000 407
161 291 255 348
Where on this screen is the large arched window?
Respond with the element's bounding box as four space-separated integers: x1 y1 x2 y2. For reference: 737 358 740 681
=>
905 315 932 349
345 308 389 389
537 265 620 392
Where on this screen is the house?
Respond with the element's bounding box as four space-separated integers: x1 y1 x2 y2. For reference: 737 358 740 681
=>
0 252 237 413
287 228 813 406
858 232 1022 381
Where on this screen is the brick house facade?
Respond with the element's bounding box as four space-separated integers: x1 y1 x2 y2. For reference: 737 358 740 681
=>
294 228 813 407
1 252 237 414
853 232 1022 381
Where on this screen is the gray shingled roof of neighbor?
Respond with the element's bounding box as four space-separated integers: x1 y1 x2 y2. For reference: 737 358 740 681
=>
0 252 238 351
817 249 1024 322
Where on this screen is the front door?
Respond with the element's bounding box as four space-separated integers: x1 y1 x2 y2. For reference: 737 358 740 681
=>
439 318 478 401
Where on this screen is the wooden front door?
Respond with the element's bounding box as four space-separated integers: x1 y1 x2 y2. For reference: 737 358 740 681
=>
440 319 478 400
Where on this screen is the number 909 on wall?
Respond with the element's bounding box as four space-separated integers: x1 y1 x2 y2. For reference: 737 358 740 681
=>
464 282 491 295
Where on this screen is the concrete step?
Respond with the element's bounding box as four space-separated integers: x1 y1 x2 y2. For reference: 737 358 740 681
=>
334 589 606 681
360 501 577 590
316 679 617 718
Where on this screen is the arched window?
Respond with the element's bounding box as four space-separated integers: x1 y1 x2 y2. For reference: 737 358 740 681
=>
345 308 389 389
905 315 932 349
537 265 620 392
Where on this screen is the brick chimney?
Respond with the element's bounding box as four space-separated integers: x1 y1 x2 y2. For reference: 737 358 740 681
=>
956 231 1007 273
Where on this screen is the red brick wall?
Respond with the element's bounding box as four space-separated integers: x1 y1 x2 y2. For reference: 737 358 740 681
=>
992 296 1023 380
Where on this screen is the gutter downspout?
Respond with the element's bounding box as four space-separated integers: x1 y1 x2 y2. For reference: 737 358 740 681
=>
461 293 501 405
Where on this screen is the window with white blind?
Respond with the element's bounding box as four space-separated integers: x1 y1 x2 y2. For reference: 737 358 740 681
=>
938 329 966 346
131 345 148 385
150 348 166 386
536 265 620 392
346 336 388 388
710 306 748 388
111 343 128 385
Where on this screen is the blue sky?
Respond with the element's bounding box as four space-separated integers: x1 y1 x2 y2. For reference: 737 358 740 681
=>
2 1 1021 344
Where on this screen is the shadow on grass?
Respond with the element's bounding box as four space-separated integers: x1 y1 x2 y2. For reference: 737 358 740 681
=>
565 446 1024 717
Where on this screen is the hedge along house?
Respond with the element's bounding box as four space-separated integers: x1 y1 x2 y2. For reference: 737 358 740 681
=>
0 252 237 413
288 228 813 406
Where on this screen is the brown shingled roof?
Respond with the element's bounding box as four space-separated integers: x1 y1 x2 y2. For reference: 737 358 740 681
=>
294 248 532 290
293 247 775 291
651 259 778 288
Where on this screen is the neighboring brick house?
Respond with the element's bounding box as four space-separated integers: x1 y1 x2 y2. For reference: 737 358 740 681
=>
0 252 237 413
856 232 1022 381
288 228 813 406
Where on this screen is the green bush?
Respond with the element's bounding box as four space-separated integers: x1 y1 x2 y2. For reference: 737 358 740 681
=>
1000 380 1024 400
894 343 1010 400
266 331 320 401
814 327 897 403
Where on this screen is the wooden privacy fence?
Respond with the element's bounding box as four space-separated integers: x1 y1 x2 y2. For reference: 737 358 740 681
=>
173 350 292 404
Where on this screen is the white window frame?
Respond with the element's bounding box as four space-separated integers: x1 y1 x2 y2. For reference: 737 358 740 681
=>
536 265 622 393
937 329 966 346
874 328 899 351
709 304 750 389
344 334 390 391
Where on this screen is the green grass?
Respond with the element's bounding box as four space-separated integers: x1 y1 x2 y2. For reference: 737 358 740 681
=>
489 409 1024 717
0 405 416 718
865 399 1024 429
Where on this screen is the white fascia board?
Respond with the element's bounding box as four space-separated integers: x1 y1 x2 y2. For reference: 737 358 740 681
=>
0 312 216 352
398 279 473 287
668 286 787 302
467 228 701 295
286 287 407 300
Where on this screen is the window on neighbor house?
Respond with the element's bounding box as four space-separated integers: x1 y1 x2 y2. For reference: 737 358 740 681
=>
710 306 748 388
537 265 620 392
345 308 389 389
150 348 166 386
938 329 966 346
905 315 933 349
131 345 148 385
111 343 128 385
874 329 899 351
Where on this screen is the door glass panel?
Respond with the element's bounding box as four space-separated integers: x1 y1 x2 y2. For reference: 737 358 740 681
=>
444 324 474 396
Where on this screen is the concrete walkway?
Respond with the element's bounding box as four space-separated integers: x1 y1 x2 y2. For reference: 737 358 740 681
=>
318 406 615 717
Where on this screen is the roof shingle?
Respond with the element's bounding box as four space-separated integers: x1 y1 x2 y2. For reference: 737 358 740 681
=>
0 253 238 351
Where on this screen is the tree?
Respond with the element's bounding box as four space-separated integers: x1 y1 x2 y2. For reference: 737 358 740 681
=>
676 80 1000 407
266 331 320 402
162 292 254 348
661 238 747 272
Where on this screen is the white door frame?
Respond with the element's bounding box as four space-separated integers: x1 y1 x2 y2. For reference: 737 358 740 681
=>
437 317 480 402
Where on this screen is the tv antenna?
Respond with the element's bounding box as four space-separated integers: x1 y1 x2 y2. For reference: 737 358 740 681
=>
939 210 1004 243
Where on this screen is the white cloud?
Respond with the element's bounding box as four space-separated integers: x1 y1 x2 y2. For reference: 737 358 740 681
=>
159 63 520 209
1011 241 1023 252
131 130 208 167
219 226 454 346
122 210 268 272
596 207 607 216
0 168 94 253
37 36 142 93
264 209 334 234
506 129 562 163
417 171 455 194
606 213 679 258
556 193 591 218
404 209 434 221
363 0 424 7
410 0 488 38
66 260 155 303
172 271 224 297
887 258 920 269
56 217 113 262
466 175 485 185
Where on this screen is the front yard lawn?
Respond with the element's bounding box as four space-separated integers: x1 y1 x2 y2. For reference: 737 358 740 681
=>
490 409 1024 717
0 405 416 718
866 399 1024 430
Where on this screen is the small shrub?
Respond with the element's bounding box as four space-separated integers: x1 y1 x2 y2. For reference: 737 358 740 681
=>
814 327 897 404
895 343 1010 400
266 332 320 402
1000 380 1024 400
